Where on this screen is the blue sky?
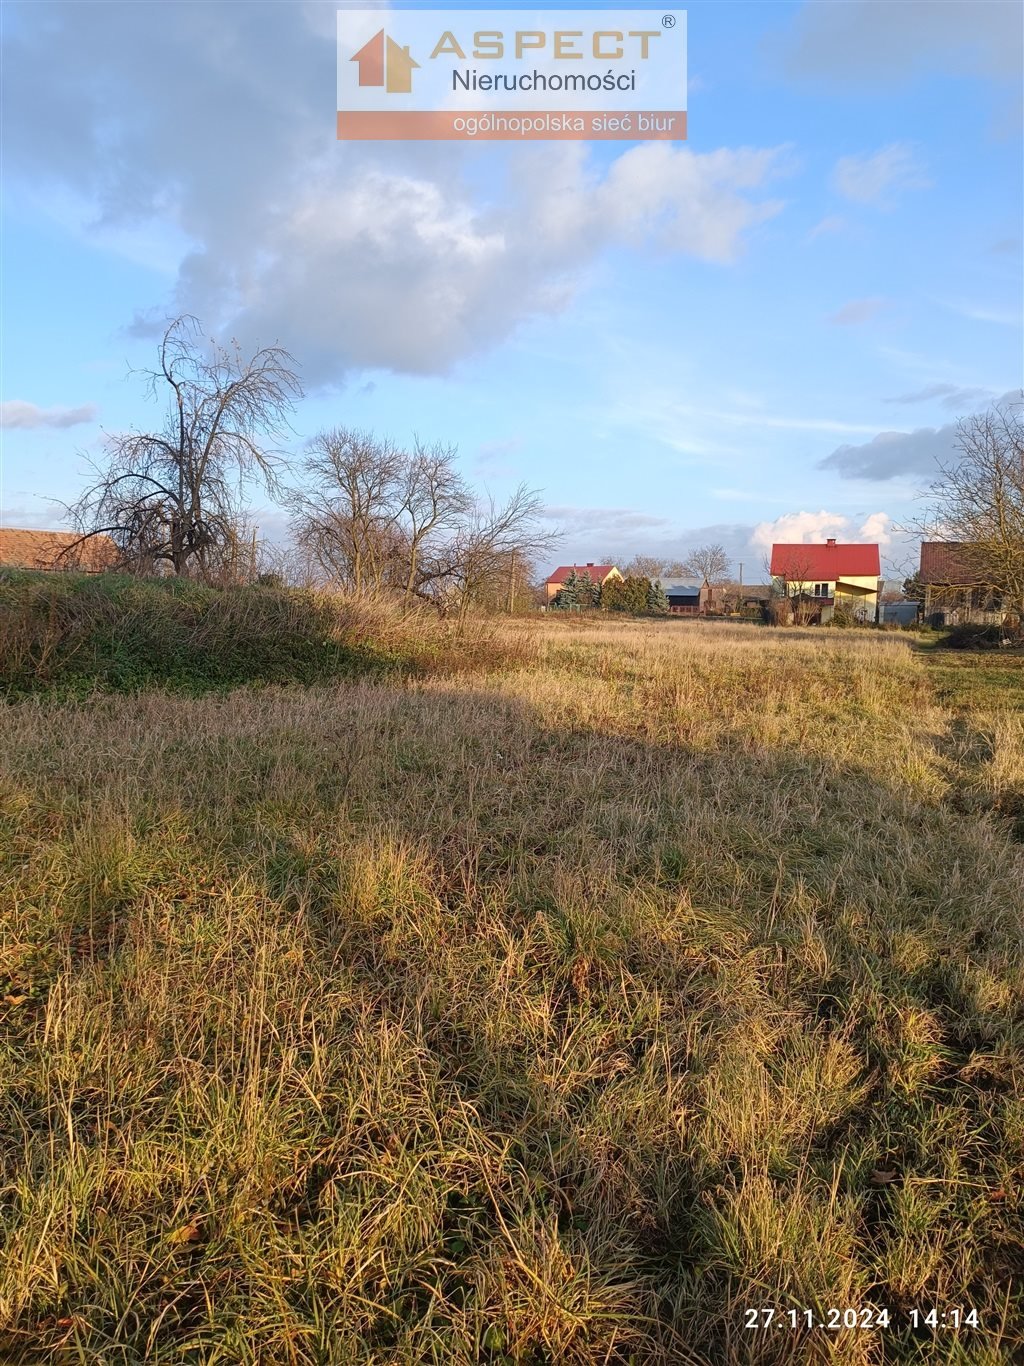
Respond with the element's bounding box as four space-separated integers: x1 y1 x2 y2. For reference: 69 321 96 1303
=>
2 0 1021 583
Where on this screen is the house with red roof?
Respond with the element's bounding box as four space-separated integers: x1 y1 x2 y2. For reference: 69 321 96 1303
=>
545 562 622 602
918 542 1005 625
0 528 118 573
769 539 882 623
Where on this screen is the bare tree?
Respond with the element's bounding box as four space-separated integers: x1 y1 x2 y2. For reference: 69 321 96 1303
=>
290 429 555 617
913 397 1024 613
255 538 324 590
770 548 821 625
437 485 557 626
203 516 260 587
290 428 407 592
682 542 731 584
290 429 473 603
623 554 665 579
65 316 301 578
399 440 474 607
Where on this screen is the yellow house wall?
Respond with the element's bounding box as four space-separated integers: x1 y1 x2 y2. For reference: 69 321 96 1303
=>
835 576 879 602
775 575 878 598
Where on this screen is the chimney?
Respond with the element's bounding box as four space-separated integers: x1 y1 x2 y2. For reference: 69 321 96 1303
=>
586 561 594 566
826 538 836 547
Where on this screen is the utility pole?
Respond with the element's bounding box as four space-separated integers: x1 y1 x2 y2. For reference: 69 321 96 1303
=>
738 561 743 588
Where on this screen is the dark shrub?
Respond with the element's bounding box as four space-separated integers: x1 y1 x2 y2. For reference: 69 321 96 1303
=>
944 623 1001 650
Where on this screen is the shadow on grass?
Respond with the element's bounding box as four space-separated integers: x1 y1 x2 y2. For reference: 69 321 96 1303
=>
0 572 416 700
1 681 1022 1363
253 688 1024 1361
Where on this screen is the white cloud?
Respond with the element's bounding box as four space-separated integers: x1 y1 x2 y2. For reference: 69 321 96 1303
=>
858 512 894 546
211 142 788 381
694 407 879 435
1 400 98 429
0 498 69 528
751 510 850 549
4 3 790 387
541 505 674 535
536 509 900 579
832 143 931 206
595 142 789 262
827 297 887 326
751 510 893 551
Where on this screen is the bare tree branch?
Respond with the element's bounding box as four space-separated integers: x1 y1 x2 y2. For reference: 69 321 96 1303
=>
289 430 555 619
63 316 301 579
907 395 1024 613
681 543 731 584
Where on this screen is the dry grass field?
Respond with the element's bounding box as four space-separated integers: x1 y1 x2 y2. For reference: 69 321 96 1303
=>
1 614 1022 1363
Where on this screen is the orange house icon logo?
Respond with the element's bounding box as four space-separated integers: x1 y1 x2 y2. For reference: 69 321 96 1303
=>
350 29 420 94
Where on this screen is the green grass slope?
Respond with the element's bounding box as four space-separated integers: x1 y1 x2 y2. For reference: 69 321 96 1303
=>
0 572 535 699
0 572 407 697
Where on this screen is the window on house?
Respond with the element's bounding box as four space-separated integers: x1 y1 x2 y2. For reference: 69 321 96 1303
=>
813 582 829 598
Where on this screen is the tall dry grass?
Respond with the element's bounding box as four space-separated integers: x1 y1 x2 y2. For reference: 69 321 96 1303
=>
0 616 1022 1362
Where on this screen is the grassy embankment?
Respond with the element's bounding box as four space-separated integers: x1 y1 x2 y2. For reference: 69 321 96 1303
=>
0 571 524 698
1 582 1022 1363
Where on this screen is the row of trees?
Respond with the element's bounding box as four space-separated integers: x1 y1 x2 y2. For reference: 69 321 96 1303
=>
616 546 733 586
549 570 670 614
66 318 553 621
288 431 552 620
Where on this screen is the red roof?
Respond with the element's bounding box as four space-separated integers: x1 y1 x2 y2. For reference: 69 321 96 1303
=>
770 541 880 580
546 564 618 585
0 528 118 572
919 541 989 586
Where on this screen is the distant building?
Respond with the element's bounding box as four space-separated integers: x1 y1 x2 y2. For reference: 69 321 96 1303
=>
661 581 702 615
730 584 772 612
769 539 882 623
881 600 921 627
918 542 1005 626
0 528 118 573
545 563 622 601
660 580 771 616
661 579 719 615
